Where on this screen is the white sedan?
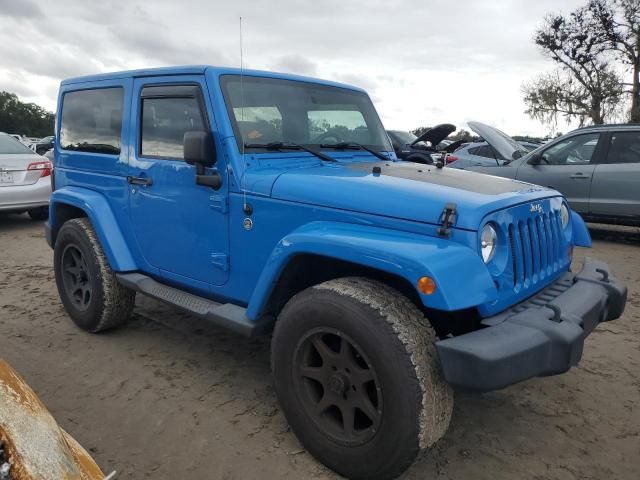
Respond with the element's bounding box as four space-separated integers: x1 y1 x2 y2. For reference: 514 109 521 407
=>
0 132 52 220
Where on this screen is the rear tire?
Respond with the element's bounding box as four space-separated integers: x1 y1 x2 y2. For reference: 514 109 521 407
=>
271 277 453 480
28 206 48 221
54 218 135 333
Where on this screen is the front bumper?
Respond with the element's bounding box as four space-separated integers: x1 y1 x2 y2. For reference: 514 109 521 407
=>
436 259 627 392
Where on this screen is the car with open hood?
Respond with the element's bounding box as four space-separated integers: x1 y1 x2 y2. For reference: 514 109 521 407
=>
467 123 640 226
446 121 530 169
387 124 460 164
46 66 626 480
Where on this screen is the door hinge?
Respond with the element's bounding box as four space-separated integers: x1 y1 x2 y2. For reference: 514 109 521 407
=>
209 194 228 213
211 253 229 271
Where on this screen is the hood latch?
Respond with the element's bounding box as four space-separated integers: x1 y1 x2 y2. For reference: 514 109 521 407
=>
438 203 457 237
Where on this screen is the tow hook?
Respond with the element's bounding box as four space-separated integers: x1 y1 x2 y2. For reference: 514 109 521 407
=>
596 268 610 283
546 304 563 323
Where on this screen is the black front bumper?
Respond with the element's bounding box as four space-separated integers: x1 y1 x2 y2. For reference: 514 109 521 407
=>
436 259 627 392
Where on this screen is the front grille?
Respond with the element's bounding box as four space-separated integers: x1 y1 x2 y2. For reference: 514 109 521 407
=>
508 210 563 289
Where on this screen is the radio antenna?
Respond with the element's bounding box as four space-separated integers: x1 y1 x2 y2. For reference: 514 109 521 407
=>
239 16 248 211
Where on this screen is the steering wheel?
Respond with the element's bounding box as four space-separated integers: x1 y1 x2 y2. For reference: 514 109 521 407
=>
312 131 345 144
566 149 586 164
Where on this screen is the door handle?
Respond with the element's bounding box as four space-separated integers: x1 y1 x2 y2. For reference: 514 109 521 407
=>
569 173 589 179
127 175 153 186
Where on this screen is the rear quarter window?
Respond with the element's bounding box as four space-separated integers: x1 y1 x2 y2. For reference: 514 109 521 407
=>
60 87 124 155
0 133 33 154
606 131 640 164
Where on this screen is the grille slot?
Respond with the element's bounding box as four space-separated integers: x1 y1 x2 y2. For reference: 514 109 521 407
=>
508 210 563 289
508 224 517 286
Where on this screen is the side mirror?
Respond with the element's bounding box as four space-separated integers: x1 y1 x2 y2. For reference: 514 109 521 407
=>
184 131 216 167
528 154 542 165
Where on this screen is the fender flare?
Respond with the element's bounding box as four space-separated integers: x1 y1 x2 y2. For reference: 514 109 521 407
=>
571 210 592 248
246 221 498 319
49 186 137 271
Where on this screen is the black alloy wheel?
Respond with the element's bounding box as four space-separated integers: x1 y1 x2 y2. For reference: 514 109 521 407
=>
60 244 92 311
293 328 383 446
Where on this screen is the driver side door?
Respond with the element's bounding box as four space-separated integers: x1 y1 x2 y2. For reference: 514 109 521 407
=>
515 132 603 214
127 77 229 290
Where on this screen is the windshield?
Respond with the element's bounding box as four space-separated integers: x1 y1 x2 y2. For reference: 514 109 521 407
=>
220 75 392 153
389 130 417 145
0 133 33 154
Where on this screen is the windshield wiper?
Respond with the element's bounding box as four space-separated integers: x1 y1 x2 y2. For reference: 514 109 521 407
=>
320 142 389 161
244 141 336 163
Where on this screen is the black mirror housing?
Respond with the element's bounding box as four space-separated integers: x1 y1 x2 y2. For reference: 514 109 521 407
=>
527 154 541 165
184 131 216 167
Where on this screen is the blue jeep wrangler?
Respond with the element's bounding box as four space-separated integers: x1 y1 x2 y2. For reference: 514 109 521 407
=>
46 66 626 480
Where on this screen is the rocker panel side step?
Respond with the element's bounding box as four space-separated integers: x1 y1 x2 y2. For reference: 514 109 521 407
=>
116 273 272 337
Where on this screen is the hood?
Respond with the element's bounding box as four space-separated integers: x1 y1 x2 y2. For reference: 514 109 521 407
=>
441 139 465 153
467 121 528 161
270 161 558 230
412 123 456 147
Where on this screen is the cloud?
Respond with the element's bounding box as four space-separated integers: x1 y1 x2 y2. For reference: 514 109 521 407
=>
0 0 589 135
269 54 318 76
0 0 43 19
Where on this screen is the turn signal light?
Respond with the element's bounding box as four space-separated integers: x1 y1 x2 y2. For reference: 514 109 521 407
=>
417 276 436 295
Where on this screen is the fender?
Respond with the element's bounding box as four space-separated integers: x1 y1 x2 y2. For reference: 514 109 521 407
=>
49 186 137 271
571 210 592 248
246 221 498 319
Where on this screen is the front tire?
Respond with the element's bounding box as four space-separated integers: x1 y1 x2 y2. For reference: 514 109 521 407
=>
54 218 135 333
271 277 453 480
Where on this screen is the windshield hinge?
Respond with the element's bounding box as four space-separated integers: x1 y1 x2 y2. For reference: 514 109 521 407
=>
209 194 228 213
438 203 457 237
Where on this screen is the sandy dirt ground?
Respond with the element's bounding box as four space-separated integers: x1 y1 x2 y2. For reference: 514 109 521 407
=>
0 213 638 480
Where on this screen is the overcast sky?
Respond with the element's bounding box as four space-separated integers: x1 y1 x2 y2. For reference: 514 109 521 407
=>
0 0 587 137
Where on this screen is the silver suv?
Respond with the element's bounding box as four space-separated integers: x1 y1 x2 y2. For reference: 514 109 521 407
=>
468 124 640 227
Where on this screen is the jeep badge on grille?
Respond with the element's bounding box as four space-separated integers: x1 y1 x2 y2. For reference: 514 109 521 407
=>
530 203 543 214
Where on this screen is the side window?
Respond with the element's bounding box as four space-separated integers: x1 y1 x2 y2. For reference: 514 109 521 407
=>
60 87 124 154
606 131 640 164
141 95 206 159
540 133 600 165
469 145 496 158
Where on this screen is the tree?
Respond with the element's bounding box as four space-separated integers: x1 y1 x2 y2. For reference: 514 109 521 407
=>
0 91 55 137
524 4 625 126
411 126 431 137
449 129 474 141
523 69 623 126
588 0 640 121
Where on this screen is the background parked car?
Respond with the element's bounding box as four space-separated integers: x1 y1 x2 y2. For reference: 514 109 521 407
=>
445 121 530 169
387 124 458 164
518 141 544 152
468 123 640 226
33 136 54 155
448 140 542 168
0 132 52 220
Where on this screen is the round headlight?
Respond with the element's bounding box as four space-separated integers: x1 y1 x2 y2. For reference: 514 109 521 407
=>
481 224 498 263
560 204 570 229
